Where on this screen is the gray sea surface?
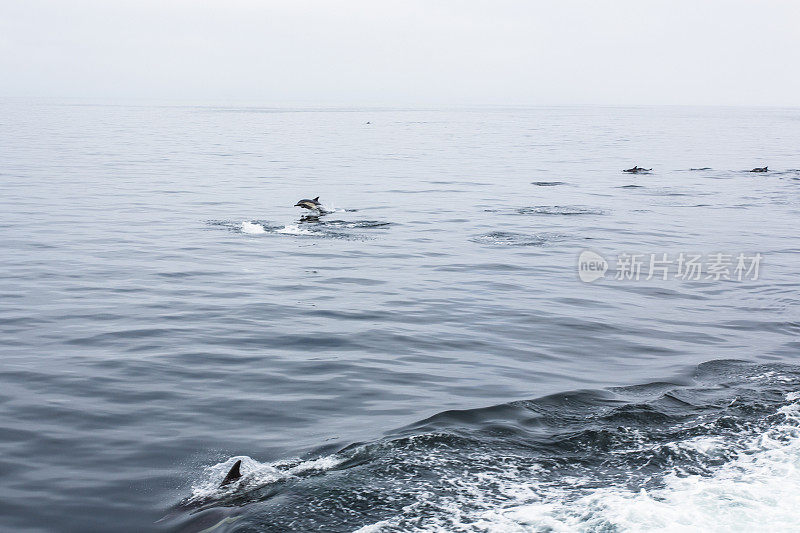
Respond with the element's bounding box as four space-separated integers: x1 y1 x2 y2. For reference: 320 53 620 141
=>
1 102 799 531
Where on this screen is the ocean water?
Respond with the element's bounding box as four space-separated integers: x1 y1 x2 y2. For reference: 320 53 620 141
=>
1 101 800 532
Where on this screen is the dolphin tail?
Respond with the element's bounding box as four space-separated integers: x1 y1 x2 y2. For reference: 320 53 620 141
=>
220 459 243 487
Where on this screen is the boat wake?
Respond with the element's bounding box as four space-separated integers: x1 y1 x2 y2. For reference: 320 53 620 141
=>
166 360 800 532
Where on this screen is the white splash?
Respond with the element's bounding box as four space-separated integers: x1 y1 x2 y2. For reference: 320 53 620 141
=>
241 221 266 234
190 454 345 503
277 224 314 235
189 456 283 502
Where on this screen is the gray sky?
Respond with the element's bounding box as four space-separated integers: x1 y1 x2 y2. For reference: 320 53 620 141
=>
1 0 798 105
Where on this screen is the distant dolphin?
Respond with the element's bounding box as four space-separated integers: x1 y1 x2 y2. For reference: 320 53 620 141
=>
219 460 243 487
295 196 322 211
750 166 768 173
623 166 652 174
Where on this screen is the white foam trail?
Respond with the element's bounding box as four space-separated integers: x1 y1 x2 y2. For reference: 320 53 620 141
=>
286 455 342 475
241 221 266 234
277 224 314 235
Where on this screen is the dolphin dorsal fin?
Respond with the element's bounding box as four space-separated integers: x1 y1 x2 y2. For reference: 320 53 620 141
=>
313 197 319 202
220 459 243 487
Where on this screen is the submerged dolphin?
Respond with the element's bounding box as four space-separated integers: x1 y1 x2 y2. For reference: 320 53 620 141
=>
750 166 768 173
219 460 243 487
623 165 652 174
294 196 322 211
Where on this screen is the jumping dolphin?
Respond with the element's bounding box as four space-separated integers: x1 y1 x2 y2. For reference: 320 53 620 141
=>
750 166 768 173
294 197 322 211
623 166 652 174
219 460 243 487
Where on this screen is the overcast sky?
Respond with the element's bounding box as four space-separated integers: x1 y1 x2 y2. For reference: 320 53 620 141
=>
1 0 798 105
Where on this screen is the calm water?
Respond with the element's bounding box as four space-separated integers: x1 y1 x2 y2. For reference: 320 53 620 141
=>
1 102 800 532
